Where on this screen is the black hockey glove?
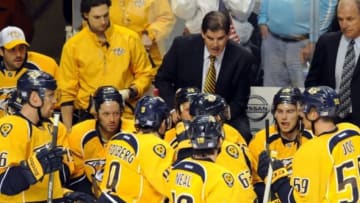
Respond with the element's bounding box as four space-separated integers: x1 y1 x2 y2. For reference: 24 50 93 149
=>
20 146 65 184
257 150 289 192
64 191 96 203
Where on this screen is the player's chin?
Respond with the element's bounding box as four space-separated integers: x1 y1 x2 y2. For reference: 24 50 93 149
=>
106 125 118 133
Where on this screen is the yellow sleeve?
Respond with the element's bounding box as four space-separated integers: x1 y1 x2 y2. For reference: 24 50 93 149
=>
67 123 86 179
207 170 237 203
127 31 154 97
140 139 174 195
58 39 80 104
56 121 75 174
0 116 30 174
217 141 257 202
291 139 331 203
224 124 247 146
164 127 176 144
146 0 176 42
248 129 267 184
27 51 59 77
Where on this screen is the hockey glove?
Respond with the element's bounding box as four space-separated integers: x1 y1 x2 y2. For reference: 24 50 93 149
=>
257 150 289 192
20 146 65 185
64 191 96 203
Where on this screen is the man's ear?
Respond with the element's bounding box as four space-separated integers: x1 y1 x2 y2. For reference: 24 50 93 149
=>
307 108 319 121
201 31 206 39
28 91 41 107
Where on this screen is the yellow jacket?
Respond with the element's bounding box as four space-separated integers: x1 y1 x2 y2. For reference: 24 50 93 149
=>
58 24 154 117
110 0 175 70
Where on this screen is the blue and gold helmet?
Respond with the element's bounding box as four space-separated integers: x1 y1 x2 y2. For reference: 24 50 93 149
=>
17 70 57 102
189 115 224 150
93 85 123 112
271 87 302 114
174 87 200 112
190 93 230 120
302 86 340 118
135 96 170 130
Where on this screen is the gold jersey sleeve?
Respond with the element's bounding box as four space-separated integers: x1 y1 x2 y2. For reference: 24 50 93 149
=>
223 123 247 146
0 115 64 202
216 140 257 202
100 132 174 202
27 51 58 77
291 122 360 202
68 120 106 182
167 157 237 203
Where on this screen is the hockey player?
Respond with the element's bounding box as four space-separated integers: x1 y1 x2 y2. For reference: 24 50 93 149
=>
97 96 174 202
171 93 247 161
258 86 360 202
167 115 237 202
249 87 314 202
167 92 256 202
67 85 135 197
0 70 69 202
164 87 200 147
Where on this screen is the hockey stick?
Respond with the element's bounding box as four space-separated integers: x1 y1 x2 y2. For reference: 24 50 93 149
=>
263 119 272 203
47 112 60 203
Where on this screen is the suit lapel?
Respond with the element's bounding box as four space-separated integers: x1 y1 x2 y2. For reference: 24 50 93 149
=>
193 35 205 88
352 57 360 79
216 43 233 91
329 33 342 86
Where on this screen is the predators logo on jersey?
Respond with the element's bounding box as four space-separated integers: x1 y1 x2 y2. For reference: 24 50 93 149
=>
0 123 13 137
222 172 234 187
153 144 166 158
85 159 106 179
225 145 239 159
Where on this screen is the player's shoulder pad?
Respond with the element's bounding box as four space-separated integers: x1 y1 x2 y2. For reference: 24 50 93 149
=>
0 122 13 137
153 144 167 158
222 172 234 188
0 115 31 138
225 144 240 159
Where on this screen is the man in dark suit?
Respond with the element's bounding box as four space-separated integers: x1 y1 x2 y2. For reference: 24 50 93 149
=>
155 11 255 143
305 0 360 127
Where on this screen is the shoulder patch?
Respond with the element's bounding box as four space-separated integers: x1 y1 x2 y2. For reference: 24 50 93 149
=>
222 172 234 187
0 123 13 137
153 144 166 158
226 145 239 159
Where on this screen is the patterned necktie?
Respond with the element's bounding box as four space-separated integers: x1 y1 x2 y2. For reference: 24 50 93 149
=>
204 56 217 93
338 40 356 118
